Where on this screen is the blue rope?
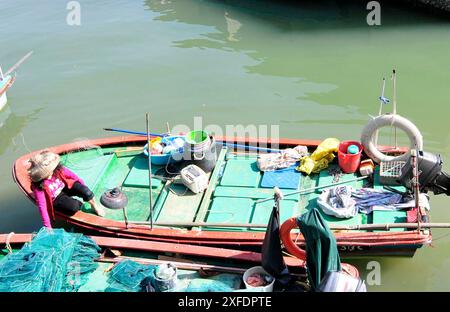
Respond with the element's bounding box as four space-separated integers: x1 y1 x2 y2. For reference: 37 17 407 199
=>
104 128 282 153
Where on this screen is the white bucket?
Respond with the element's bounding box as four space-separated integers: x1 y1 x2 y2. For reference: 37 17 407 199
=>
243 266 275 292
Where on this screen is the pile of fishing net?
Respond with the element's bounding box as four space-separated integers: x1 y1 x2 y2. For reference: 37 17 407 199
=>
0 228 236 292
106 259 234 292
0 228 101 292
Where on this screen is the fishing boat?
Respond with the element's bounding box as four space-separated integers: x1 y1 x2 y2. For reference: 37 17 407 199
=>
13 127 443 258
0 51 33 112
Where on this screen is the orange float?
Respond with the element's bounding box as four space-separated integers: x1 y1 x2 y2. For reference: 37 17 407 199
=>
280 217 359 278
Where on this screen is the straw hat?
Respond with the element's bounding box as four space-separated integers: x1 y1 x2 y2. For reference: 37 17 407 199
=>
28 151 61 183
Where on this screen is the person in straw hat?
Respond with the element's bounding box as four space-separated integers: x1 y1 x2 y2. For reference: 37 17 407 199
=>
28 150 105 228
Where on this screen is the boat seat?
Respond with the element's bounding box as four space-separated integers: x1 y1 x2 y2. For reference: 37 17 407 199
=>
122 156 163 189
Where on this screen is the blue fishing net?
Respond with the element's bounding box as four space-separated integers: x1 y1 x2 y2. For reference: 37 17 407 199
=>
0 228 101 292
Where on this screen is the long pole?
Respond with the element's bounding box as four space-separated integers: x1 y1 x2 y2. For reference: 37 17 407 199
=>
411 149 422 230
374 78 386 147
255 176 368 204
146 113 153 229
124 220 450 230
392 69 398 148
103 128 282 153
4 51 33 76
97 256 307 278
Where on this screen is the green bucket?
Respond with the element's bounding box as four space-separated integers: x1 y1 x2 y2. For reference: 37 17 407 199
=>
185 130 209 145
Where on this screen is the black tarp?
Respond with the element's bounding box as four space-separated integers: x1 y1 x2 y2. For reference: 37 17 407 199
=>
261 205 290 285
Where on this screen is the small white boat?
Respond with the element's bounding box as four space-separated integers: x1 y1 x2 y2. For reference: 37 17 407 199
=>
0 51 33 111
0 72 15 111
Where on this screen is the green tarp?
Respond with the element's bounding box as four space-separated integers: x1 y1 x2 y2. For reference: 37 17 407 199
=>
298 208 342 291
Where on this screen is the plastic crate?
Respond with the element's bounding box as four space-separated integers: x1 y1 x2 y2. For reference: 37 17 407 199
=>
379 161 406 185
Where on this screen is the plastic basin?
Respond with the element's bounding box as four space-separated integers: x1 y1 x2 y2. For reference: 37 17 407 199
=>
243 266 274 292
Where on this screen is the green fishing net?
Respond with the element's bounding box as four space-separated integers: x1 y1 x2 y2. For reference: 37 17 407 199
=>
0 228 101 292
106 259 156 292
106 260 237 292
0 228 239 292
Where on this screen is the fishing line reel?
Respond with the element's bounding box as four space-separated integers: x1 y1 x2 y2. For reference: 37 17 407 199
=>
398 151 450 196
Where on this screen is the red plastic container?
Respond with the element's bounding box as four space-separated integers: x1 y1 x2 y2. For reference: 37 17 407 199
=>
338 141 363 173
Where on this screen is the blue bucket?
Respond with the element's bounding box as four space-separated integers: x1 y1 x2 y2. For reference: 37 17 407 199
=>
143 135 185 166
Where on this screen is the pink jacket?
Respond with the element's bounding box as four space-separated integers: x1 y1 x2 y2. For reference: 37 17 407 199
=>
32 167 86 228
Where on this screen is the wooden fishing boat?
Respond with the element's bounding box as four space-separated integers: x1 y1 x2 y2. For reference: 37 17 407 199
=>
12 135 432 257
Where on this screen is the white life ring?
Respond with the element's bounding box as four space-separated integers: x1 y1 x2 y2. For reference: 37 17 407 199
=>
360 114 423 163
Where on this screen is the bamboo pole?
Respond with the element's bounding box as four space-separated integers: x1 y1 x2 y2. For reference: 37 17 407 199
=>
96 256 249 274
146 113 153 229
411 149 422 230
125 220 450 231
4 51 33 76
374 77 386 147
96 255 308 278
255 176 369 204
392 69 398 149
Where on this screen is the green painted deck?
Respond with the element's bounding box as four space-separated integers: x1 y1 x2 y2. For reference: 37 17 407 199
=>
61 145 409 232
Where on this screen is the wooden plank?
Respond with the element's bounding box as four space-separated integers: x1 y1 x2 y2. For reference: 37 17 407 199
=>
193 148 228 225
89 235 304 267
156 176 210 223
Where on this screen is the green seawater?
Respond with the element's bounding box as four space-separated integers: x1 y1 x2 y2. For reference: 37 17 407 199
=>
0 0 449 291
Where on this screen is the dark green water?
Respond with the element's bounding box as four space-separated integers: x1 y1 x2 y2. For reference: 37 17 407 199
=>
0 0 449 291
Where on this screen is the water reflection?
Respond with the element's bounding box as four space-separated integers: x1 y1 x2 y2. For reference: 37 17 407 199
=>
224 11 242 42
146 0 445 32
144 0 450 149
0 108 41 156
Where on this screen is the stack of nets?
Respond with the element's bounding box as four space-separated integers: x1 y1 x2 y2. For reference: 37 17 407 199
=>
0 228 101 292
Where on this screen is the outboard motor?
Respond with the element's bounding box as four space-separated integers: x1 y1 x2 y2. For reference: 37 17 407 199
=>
398 151 450 196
